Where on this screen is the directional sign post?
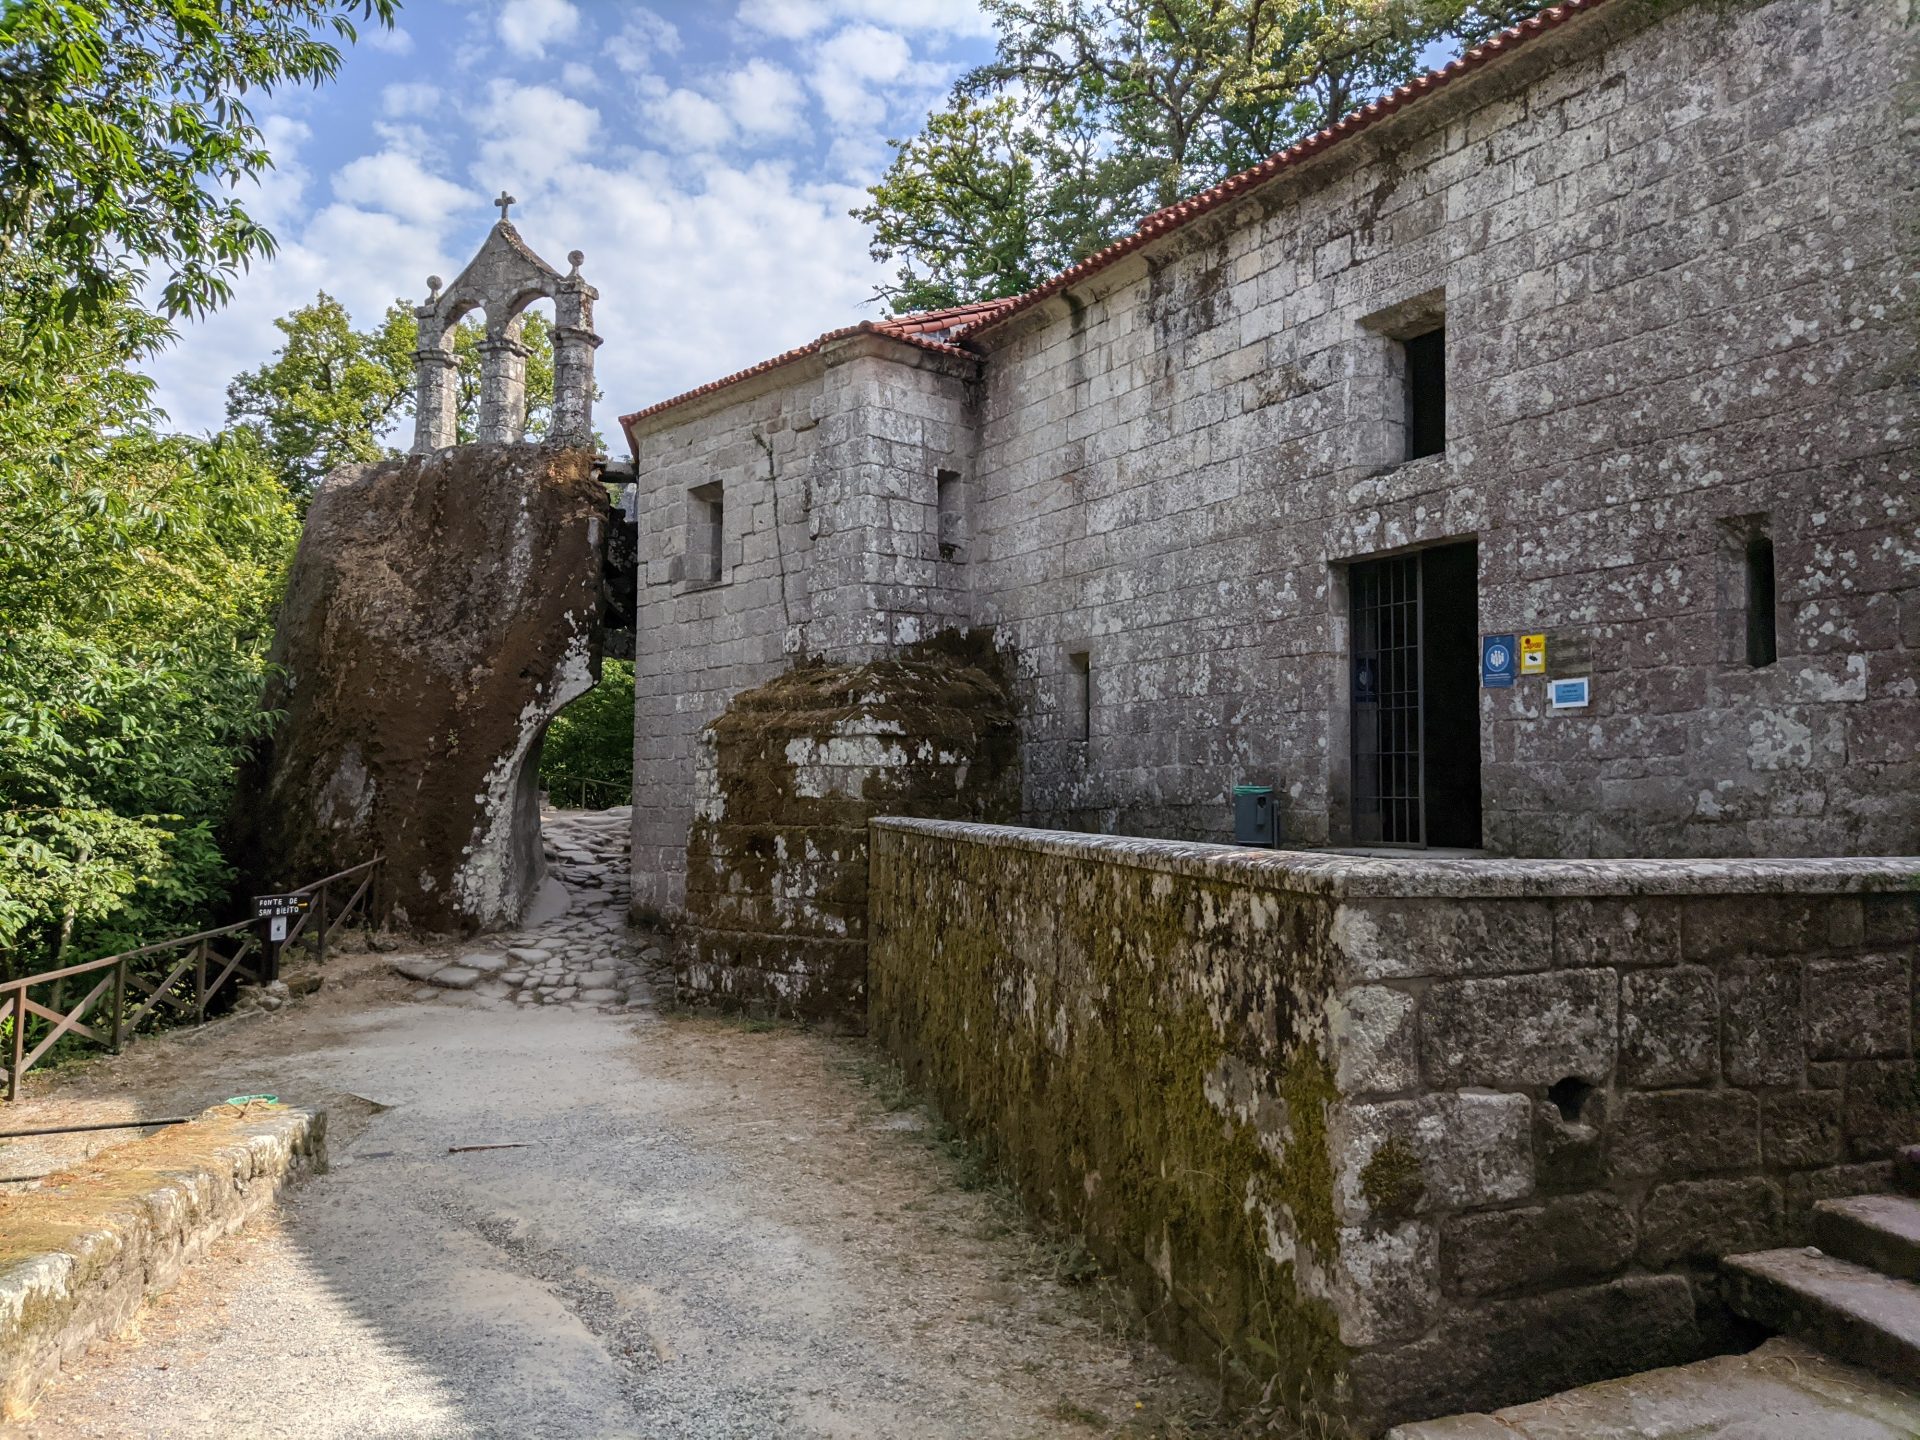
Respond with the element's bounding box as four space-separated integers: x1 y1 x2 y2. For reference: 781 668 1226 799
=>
253 893 311 982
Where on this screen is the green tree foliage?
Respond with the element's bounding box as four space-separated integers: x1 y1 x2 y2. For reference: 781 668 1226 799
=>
0 276 299 980
226 294 563 496
538 661 634 810
0 0 396 365
859 0 1542 310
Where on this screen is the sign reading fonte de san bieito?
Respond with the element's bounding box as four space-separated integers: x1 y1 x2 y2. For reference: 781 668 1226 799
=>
254 892 311 944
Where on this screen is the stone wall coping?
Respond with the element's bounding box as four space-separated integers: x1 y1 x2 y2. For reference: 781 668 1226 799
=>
0 1103 327 1420
871 818 1920 899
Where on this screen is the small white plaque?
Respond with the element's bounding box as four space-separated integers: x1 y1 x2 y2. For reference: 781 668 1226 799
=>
1548 676 1591 711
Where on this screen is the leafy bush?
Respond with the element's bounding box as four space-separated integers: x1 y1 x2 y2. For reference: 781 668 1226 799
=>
538 661 634 810
0 282 298 982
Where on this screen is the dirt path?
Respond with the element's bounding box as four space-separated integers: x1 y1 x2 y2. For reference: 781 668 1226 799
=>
0 816 1217 1440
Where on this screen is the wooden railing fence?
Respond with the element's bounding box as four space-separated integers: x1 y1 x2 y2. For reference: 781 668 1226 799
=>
1 857 382 1101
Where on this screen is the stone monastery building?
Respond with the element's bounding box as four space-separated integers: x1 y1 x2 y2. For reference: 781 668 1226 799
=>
618 0 1918 919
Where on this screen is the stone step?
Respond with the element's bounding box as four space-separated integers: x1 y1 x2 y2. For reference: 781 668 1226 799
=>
1814 1195 1920 1284
1722 1247 1920 1383
1895 1146 1920 1198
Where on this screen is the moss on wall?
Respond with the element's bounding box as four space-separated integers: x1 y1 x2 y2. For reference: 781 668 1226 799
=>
682 631 1020 1025
869 828 1356 1428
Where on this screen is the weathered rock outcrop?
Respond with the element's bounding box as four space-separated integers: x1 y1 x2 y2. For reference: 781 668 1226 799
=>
681 631 1020 1027
233 444 607 931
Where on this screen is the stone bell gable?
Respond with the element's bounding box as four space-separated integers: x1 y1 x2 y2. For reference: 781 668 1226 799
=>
411 193 602 451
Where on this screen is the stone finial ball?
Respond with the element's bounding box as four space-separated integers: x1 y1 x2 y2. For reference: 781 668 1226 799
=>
568 250 585 269
427 274 443 293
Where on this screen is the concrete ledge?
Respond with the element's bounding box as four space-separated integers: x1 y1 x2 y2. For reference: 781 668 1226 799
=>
871 817 1920 899
0 1103 327 1419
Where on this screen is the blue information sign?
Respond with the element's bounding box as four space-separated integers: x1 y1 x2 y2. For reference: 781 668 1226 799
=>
1481 633 1517 689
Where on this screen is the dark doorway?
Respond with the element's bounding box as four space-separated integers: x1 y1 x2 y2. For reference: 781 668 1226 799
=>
1348 541 1482 847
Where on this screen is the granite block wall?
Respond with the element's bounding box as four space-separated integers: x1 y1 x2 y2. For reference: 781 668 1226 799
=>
869 817 1920 1432
627 339 980 915
953 0 1918 856
624 0 1916 879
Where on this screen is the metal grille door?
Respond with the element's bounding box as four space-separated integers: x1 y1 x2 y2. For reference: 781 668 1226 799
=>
1350 554 1424 845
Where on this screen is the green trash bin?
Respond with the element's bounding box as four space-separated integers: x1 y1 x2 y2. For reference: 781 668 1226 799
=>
1233 784 1276 847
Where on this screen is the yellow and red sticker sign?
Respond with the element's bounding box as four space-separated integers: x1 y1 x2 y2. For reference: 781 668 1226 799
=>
1519 633 1547 675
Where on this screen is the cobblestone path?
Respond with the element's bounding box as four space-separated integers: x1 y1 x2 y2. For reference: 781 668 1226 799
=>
387 806 671 1012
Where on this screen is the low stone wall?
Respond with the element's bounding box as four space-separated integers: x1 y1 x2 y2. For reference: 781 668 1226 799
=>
868 819 1919 1434
0 1103 328 1418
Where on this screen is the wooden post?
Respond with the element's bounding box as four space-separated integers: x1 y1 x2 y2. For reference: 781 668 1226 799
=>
195 940 208 1022
109 959 126 1052
315 883 330 968
8 990 24 1102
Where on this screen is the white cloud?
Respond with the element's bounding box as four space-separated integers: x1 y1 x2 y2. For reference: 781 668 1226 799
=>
721 59 809 139
471 82 601 186
559 61 601 92
647 88 736 152
332 152 481 231
808 24 931 127
245 116 313 230
612 11 682 73
366 22 414 54
497 0 582 59
381 82 443 119
741 0 992 40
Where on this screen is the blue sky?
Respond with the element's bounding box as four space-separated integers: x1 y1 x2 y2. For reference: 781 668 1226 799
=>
142 0 999 437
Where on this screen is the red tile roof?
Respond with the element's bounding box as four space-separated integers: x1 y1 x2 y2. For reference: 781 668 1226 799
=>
617 316 974 441
619 0 1614 446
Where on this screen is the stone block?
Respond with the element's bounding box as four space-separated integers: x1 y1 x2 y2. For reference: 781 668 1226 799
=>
1619 965 1718 1087
1844 1061 1920 1161
1330 1221 1440 1345
1614 1090 1760 1179
1330 984 1419 1096
1761 1090 1844 1169
1533 1092 1610 1193
1330 899 1554 983
1441 1193 1636 1299
1421 969 1618 1089
1347 1276 1699 1427
1807 955 1911 1060
1553 897 1681 969
1338 1092 1534 1220
1720 958 1805 1086
1862 894 1920 947
1684 897 1865 962
1638 1177 1785 1266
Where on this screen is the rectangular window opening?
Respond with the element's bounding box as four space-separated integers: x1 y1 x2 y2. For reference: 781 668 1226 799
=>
1067 651 1091 742
688 482 724 585
1404 327 1446 461
936 468 965 562
1746 534 1777 668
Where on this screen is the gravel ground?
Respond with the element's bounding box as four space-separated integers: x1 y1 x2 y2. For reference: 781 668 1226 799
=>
0 821 1218 1440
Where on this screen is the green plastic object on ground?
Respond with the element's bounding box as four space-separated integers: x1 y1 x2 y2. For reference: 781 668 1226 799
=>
225 1094 279 1106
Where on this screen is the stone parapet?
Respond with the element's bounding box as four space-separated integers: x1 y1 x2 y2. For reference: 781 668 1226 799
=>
868 818 1920 1433
0 1104 328 1419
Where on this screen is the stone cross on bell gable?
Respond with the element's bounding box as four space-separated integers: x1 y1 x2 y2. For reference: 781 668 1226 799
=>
494 191 516 222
